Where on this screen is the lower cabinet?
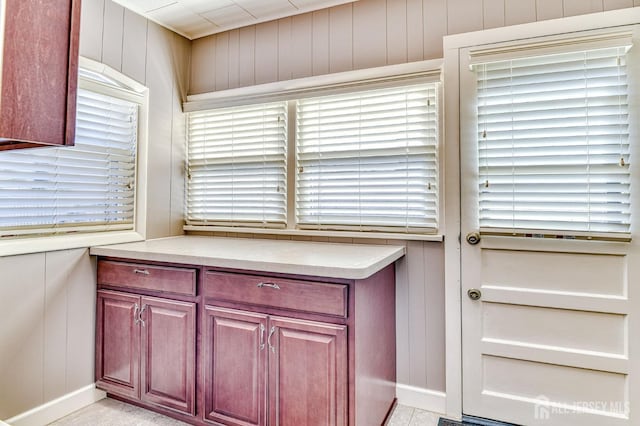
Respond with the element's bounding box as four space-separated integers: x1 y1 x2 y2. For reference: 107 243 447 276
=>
203 307 347 426
96 289 196 415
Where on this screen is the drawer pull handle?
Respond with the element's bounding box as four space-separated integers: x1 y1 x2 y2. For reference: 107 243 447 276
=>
257 282 280 290
133 269 150 275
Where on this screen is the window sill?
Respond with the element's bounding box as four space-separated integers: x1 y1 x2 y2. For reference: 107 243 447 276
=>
183 225 444 242
0 231 145 257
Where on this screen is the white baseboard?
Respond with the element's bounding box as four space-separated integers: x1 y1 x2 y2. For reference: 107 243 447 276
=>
396 383 447 415
5 384 106 426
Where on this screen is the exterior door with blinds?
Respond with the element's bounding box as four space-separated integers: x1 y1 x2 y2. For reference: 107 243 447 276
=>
458 28 640 426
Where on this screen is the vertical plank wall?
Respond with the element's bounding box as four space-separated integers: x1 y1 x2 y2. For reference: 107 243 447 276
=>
0 0 189 419
188 0 640 402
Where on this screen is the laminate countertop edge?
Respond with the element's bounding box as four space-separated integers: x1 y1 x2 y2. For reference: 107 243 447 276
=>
90 235 406 280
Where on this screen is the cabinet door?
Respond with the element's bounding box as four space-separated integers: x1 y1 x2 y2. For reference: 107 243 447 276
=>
204 306 268 426
96 290 140 399
268 317 347 426
140 296 196 415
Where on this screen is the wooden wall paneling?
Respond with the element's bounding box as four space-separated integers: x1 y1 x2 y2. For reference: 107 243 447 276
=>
0 254 46 419
447 0 482 35
43 251 70 402
536 0 563 21
145 23 175 239
239 26 256 87
278 19 293 81
423 242 446 391
394 244 411 386
102 1 124 72
505 0 537 25
227 30 240 89
79 0 105 62
291 14 313 78
423 0 447 60
215 32 230 90
636 0 640 7
190 36 216 94
604 0 634 10
406 241 428 389
563 0 602 16
312 10 330 75
406 0 424 62
255 21 279 84
483 0 506 29
386 0 408 65
353 0 387 70
122 9 148 85
64 250 97 393
329 3 354 73
170 34 191 237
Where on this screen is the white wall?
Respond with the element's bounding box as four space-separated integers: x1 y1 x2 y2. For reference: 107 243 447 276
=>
0 0 189 419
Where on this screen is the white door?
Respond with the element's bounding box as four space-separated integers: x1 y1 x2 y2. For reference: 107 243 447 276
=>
458 25 640 426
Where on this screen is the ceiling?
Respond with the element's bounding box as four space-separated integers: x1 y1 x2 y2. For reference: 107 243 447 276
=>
113 0 359 40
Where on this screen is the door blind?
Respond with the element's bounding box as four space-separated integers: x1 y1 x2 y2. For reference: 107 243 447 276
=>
296 84 439 232
0 89 138 237
475 46 631 236
186 102 287 227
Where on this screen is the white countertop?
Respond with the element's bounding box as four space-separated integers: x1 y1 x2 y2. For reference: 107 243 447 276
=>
90 236 405 280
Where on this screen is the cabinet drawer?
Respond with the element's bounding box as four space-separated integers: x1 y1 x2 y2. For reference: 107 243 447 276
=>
98 260 196 296
203 272 347 318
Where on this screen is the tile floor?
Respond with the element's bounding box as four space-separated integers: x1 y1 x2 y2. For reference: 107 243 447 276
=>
49 398 442 425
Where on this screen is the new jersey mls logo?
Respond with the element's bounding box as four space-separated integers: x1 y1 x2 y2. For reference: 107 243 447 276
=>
534 395 551 420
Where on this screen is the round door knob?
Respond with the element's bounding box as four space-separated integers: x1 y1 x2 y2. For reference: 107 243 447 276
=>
468 289 482 301
466 232 481 245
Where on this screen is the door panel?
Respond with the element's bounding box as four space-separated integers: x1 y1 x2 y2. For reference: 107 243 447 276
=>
96 290 140 399
204 306 268 426
459 37 640 425
268 317 347 426
140 296 196 415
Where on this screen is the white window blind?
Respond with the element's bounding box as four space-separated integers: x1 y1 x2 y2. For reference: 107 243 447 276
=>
0 88 138 237
475 46 631 236
186 102 287 227
296 84 439 232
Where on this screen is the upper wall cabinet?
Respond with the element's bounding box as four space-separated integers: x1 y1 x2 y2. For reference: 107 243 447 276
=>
0 0 81 150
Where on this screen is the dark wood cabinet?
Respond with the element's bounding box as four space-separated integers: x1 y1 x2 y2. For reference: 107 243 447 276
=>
95 257 396 426
204 307 268 426
268 316 347 426
0 0 81 149
96 290 196 416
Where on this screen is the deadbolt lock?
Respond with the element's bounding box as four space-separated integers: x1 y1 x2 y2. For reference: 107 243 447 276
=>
466 232 481 245
468 289 482 301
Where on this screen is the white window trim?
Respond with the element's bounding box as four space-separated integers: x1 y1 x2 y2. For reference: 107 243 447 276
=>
183 59 445 241
0 56 149 257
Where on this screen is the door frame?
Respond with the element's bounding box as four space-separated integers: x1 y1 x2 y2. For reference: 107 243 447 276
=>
441 7 640 421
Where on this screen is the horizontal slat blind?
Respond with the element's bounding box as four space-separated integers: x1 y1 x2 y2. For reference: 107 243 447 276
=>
296 84 439 232
186 102 287 227
0 89 138 237
475 46 631 235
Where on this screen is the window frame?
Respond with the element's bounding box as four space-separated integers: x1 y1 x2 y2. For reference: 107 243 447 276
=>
183 60 444 241
0 56 149 256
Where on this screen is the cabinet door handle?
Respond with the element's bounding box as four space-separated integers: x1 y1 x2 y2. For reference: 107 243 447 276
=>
259 324 266 351
133 303 140 325
257 282 280 290
267 326 276 353
139 304 147 327
133 269 150 275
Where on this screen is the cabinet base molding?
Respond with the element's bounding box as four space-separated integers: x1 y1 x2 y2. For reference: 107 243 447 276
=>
396 384 446 415
5 384 106 426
